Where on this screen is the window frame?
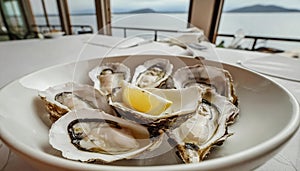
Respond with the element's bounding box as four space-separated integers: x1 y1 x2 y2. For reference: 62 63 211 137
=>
188 0 224 43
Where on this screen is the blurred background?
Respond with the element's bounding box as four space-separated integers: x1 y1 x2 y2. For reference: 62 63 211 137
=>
0 0 300 53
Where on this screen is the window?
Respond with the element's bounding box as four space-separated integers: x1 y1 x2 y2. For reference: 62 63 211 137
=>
110 0 190 39
30 0 60 32
216 0 300 51
68 0 96 34
30 0 45 25
0 0 28 38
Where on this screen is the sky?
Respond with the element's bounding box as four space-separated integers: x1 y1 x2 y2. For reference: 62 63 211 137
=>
110 0 189 13
29 0 300 14
223 0 300 11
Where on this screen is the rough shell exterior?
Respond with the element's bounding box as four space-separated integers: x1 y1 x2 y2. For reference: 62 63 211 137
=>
39 82 113 122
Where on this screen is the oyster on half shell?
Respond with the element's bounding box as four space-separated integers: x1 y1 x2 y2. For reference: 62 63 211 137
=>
169 88 239 163
173 64 238 105
49 109 164 163
89 63 131 95
39 82 113 122
131 58 173 88
110 81 202 133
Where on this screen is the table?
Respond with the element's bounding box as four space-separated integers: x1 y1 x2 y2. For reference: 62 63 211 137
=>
0 34 299 170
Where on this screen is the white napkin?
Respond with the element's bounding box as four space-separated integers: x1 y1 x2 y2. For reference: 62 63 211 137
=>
162 27 206 47
157 27 219 59
105 41 191 57
277 48 300 58
85 35 149 49
241 54 300 82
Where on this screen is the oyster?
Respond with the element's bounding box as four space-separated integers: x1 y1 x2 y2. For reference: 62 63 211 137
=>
39 82 112 122
173 64 238 105
110 81 202 132
49 109 164 163
131 58 173 88
89 63 131 95
170 89 239 163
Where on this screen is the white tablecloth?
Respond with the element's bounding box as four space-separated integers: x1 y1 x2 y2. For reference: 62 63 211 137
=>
0 34 299 170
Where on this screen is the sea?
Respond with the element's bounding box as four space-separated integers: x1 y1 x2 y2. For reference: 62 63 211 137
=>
35 12 300 51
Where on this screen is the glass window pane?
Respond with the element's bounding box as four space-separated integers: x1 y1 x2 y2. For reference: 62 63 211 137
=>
30 0 60 31
45 0 60 25
2 0 27 36
68 0 96 34
217 0 300 51
29 0 46 25
110 0 190 38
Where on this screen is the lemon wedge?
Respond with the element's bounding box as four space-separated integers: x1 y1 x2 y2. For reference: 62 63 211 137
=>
122 81 172 116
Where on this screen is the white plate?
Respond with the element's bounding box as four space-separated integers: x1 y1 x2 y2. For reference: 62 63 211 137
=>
0 55 299 171
241 54 300 82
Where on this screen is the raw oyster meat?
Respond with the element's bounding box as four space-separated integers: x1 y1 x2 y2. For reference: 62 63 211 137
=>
89 63 131 95
173 64 238 105
49 109 164 163
39 82 112 122
170 88 239 163
131 58 173 88
110 81 202 132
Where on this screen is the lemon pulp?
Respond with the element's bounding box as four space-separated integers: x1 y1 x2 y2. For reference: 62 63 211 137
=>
122 82 172 116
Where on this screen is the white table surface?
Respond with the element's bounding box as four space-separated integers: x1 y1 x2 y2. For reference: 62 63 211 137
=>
0 34 299 171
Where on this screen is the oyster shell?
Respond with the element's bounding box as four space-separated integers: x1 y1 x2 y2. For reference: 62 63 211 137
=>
39 82 113 122
170 88 239 163
131 58 173 88
49 109 164 163
89 63 131 95
109 81 202 132
173 64 238 105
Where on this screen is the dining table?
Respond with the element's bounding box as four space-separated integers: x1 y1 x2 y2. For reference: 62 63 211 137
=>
0 34 299 171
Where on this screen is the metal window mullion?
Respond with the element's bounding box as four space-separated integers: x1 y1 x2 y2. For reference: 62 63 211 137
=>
95 0 111 35
19 0 36 33
187 0 193 28
41 0 50 29
209 0 224 43
56 0 71 35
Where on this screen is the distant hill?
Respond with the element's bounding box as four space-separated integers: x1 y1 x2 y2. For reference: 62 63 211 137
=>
113 8 186 14
114 8 156 14
227 5 300 13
